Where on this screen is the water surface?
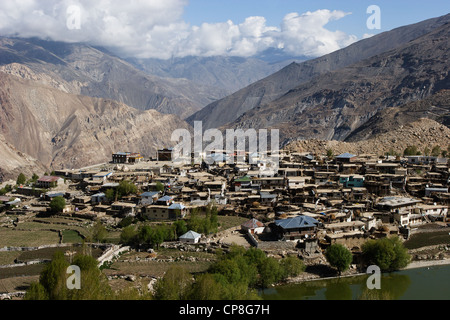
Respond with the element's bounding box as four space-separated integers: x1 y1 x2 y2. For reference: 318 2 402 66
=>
260 264 450 300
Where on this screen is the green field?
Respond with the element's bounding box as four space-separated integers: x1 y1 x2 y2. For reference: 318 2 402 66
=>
0 228 60 247
404 230 450 249
62 230 84 243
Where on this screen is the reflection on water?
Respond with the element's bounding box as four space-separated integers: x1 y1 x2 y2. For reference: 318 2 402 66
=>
260 264 450 300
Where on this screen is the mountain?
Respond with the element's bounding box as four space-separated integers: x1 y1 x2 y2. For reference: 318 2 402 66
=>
285 118 450 158
187 13 450 130
0 68 191 173
0 133 47 181
226 20 450 144
128 55 299 94
0 37 226 119
345 90 450 142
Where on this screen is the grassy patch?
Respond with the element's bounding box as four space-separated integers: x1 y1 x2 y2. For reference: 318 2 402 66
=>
217 215 248 230
0 264 45 279
0 228 60 247
0 251 22 265
404 230 450 249
62 230 83 243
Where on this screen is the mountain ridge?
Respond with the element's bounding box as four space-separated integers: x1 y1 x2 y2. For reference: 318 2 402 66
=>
187 13 450 130
223 19 450 144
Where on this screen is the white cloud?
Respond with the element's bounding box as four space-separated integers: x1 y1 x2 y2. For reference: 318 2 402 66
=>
0 1 358 59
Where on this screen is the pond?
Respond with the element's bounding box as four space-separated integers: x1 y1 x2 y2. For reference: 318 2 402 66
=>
260 264 450 300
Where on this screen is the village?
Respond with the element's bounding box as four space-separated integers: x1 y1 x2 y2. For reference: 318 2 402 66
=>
1 147 449 298
3 148 449 245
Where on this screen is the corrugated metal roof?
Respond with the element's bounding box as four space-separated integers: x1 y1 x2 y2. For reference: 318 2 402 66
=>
180 230 202 239
275 215 319 230
168 203 185 210
241 218 264 229
336 153 357 158
38 176 61 182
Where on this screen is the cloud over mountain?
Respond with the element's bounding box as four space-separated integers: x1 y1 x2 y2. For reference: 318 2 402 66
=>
0 0 357 59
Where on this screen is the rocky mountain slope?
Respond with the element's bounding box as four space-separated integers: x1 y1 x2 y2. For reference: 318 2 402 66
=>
225 20 450 144
129 55 297 94
0 133 47 181
0 70 191 173
188 13 450 130
0 37 226 119
285 118 450 158
345 90 450 142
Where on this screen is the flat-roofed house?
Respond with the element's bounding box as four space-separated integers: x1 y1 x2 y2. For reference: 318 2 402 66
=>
109 202 137 217
37 176 64 189
335 153 357 163
376 196 422 227
143 203 186 220
112 152 143 164
140 191 160 205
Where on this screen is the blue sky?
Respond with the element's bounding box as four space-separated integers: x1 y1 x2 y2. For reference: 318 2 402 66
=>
184 0 450 38
0 0 449 59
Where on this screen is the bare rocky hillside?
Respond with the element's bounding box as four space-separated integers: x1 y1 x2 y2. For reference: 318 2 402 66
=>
286 118 450 157
227 21 450 144
188 14 450 130
0 37 225 119
0 70 191 173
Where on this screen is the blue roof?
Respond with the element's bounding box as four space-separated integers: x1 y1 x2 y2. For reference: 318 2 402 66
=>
275 215 320 230
92 193 106 197
260 192 277 199
157 195 173 202
168 203 186 210
336 152 357 158
180 230 202 239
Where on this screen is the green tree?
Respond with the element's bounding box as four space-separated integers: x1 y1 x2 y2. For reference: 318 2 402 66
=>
120 225 137 245
90 220 108 243
388 236 412 271
155 181 165 192
362 236 411 272
423 147 430 156
325 244 353 275
49 196 66 214
69 254 113 300
118 216 133 228
326 149 334 160
150 225 166 249
209 258 242 285
24 282 49 300
431 145 441 157
37 251 70 300
0 185 12 196
403 145 419 156
25 252 115 300
173 220 188 238
280 255 306 279
105 189 116 202
31 173 39 183
188 273 224 300
16 173 27 185
153 265 193 300
117 180 138 198
137 225 153 245
259 257 283 288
